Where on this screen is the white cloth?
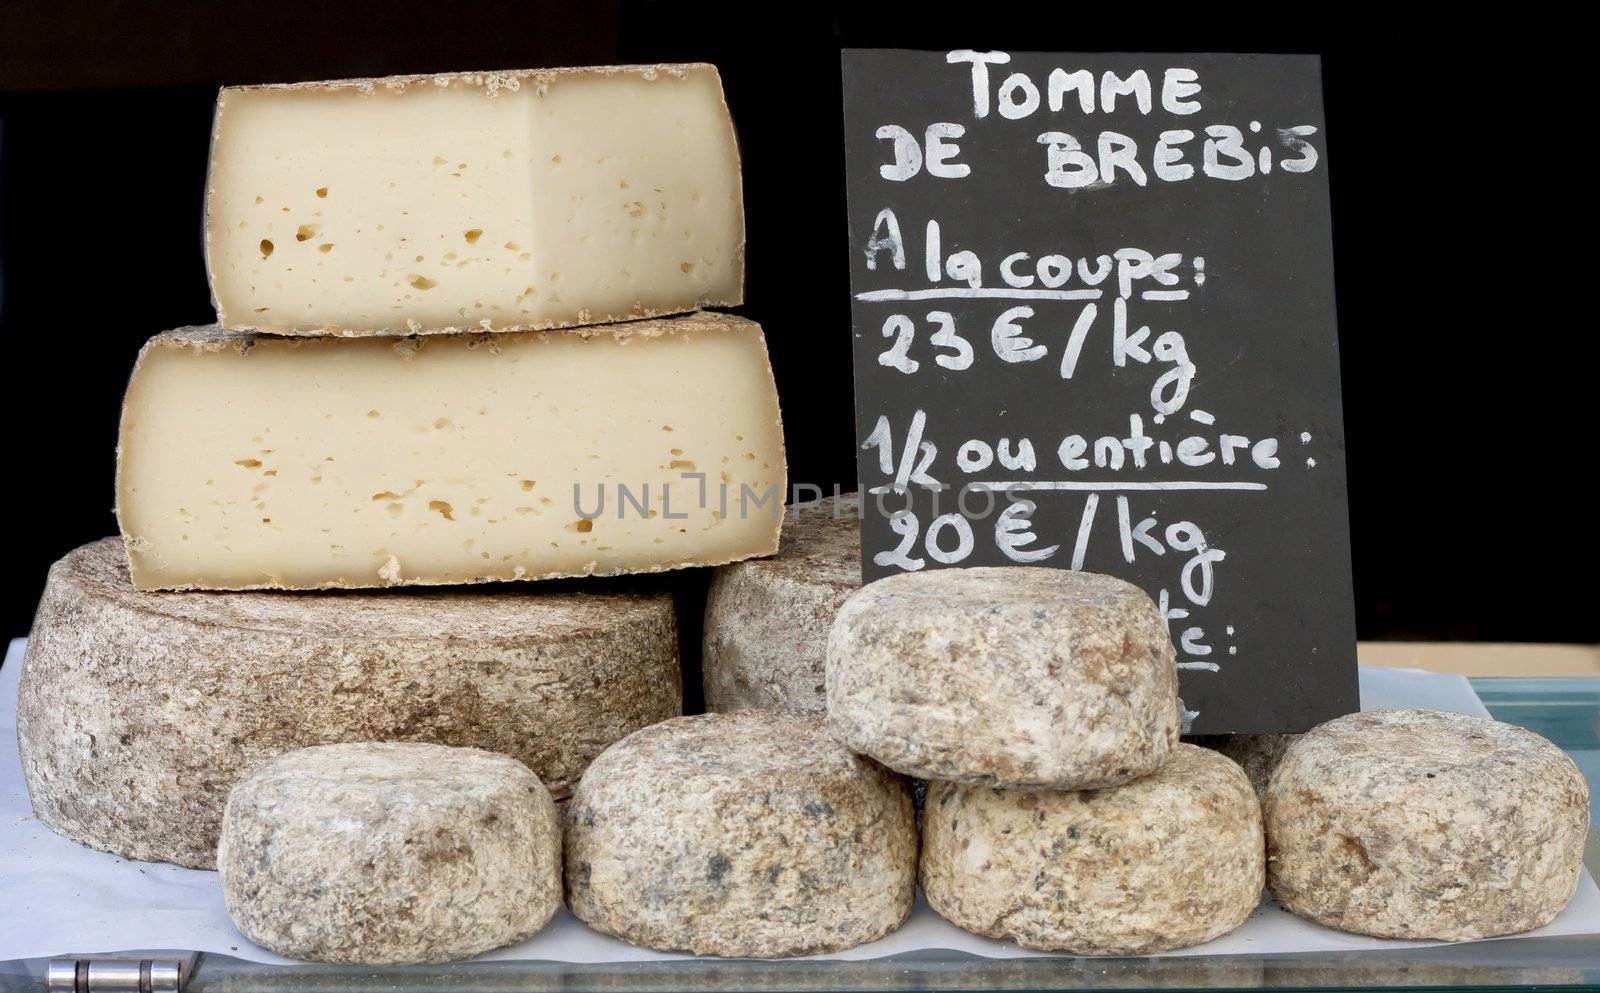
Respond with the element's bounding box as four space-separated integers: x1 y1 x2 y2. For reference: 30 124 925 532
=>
2 637 1597 964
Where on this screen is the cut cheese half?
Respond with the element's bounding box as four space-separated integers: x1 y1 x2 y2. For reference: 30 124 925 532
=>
206 64 743 335
116 312 786 590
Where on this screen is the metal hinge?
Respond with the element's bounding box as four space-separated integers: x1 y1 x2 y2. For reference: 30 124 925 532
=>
44 958 184 993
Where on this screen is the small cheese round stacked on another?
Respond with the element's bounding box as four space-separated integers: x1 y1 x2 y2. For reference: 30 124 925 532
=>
826 566 1179 789
218 742 561 964
920 744 1265 954
702 493 859 715
564 709 917 957
825 566 1272 953
18 538 680 868
1266 709 1589 940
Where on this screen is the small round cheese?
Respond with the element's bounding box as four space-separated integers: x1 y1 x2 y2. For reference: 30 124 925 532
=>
921 744 1264 954
826 566 1178 788
564 709 917 957
218 742 560 964
703 493 858 715
18 538 679 868
1266 709 1588 940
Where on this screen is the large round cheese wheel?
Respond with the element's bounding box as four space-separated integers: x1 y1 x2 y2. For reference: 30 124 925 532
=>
702 493 858 715
18 538 680 868
827 566 1178 789
921 744 1264 954
1266 709 1588 940
564 709 917 957
218 742 560 964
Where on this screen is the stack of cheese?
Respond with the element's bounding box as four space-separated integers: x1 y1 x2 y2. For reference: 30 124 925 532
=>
550 495 1251 958
19 64 785 869
697 499 1589 954
15 66 1589 967
823 564 1263 955
132 64 783 589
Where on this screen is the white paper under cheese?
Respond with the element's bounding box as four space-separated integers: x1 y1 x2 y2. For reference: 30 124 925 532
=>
206 65 743 335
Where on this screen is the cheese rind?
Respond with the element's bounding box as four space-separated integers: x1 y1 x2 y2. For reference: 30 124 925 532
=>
703 493 860 715
17 538 681 868
564 710 917 957
1266 709 1588 940
218 743 561 964
826 567 1179 789
921 745 1264 954
116 312 786 591
206 64 743 335
1188 732 1299 804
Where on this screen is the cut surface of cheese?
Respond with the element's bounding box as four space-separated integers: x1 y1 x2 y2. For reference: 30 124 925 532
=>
207 64 743 335
117 312 786 590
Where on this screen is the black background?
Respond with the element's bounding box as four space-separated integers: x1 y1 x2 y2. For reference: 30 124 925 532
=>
842 51 1357 731
0 3 1591 648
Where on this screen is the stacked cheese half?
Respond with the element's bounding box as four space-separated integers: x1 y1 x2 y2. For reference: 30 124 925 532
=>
22 63 785 879
119 64 784 589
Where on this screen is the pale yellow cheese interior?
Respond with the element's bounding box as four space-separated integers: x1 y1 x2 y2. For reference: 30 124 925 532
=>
207 66 744 335
117 314 785 590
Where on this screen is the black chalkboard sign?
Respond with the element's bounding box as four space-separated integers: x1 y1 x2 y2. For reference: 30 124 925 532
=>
842 50 1357 734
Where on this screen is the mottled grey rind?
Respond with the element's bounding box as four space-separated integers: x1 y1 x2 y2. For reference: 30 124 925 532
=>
218 742 560 964
703 494 859 715
564 710 917 957
921 744 1264 954
826 567 1178 789
1188 733 1300 804
1266 709 1588 941
17 539 680 868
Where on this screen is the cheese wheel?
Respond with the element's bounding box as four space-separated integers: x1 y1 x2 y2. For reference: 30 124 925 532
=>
218 742 560 964
1266 709 1588 940
17 538 680 868
1189 733 1299 803
826 566 1178 789
921 744 1265 954
564 709 917 957
703 493 858 714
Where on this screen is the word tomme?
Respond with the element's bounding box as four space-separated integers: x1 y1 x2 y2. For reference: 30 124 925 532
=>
945 51 1205 120
873 51 1320 189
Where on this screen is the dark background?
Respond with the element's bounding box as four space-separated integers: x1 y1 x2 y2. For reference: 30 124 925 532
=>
0 2 1590 645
